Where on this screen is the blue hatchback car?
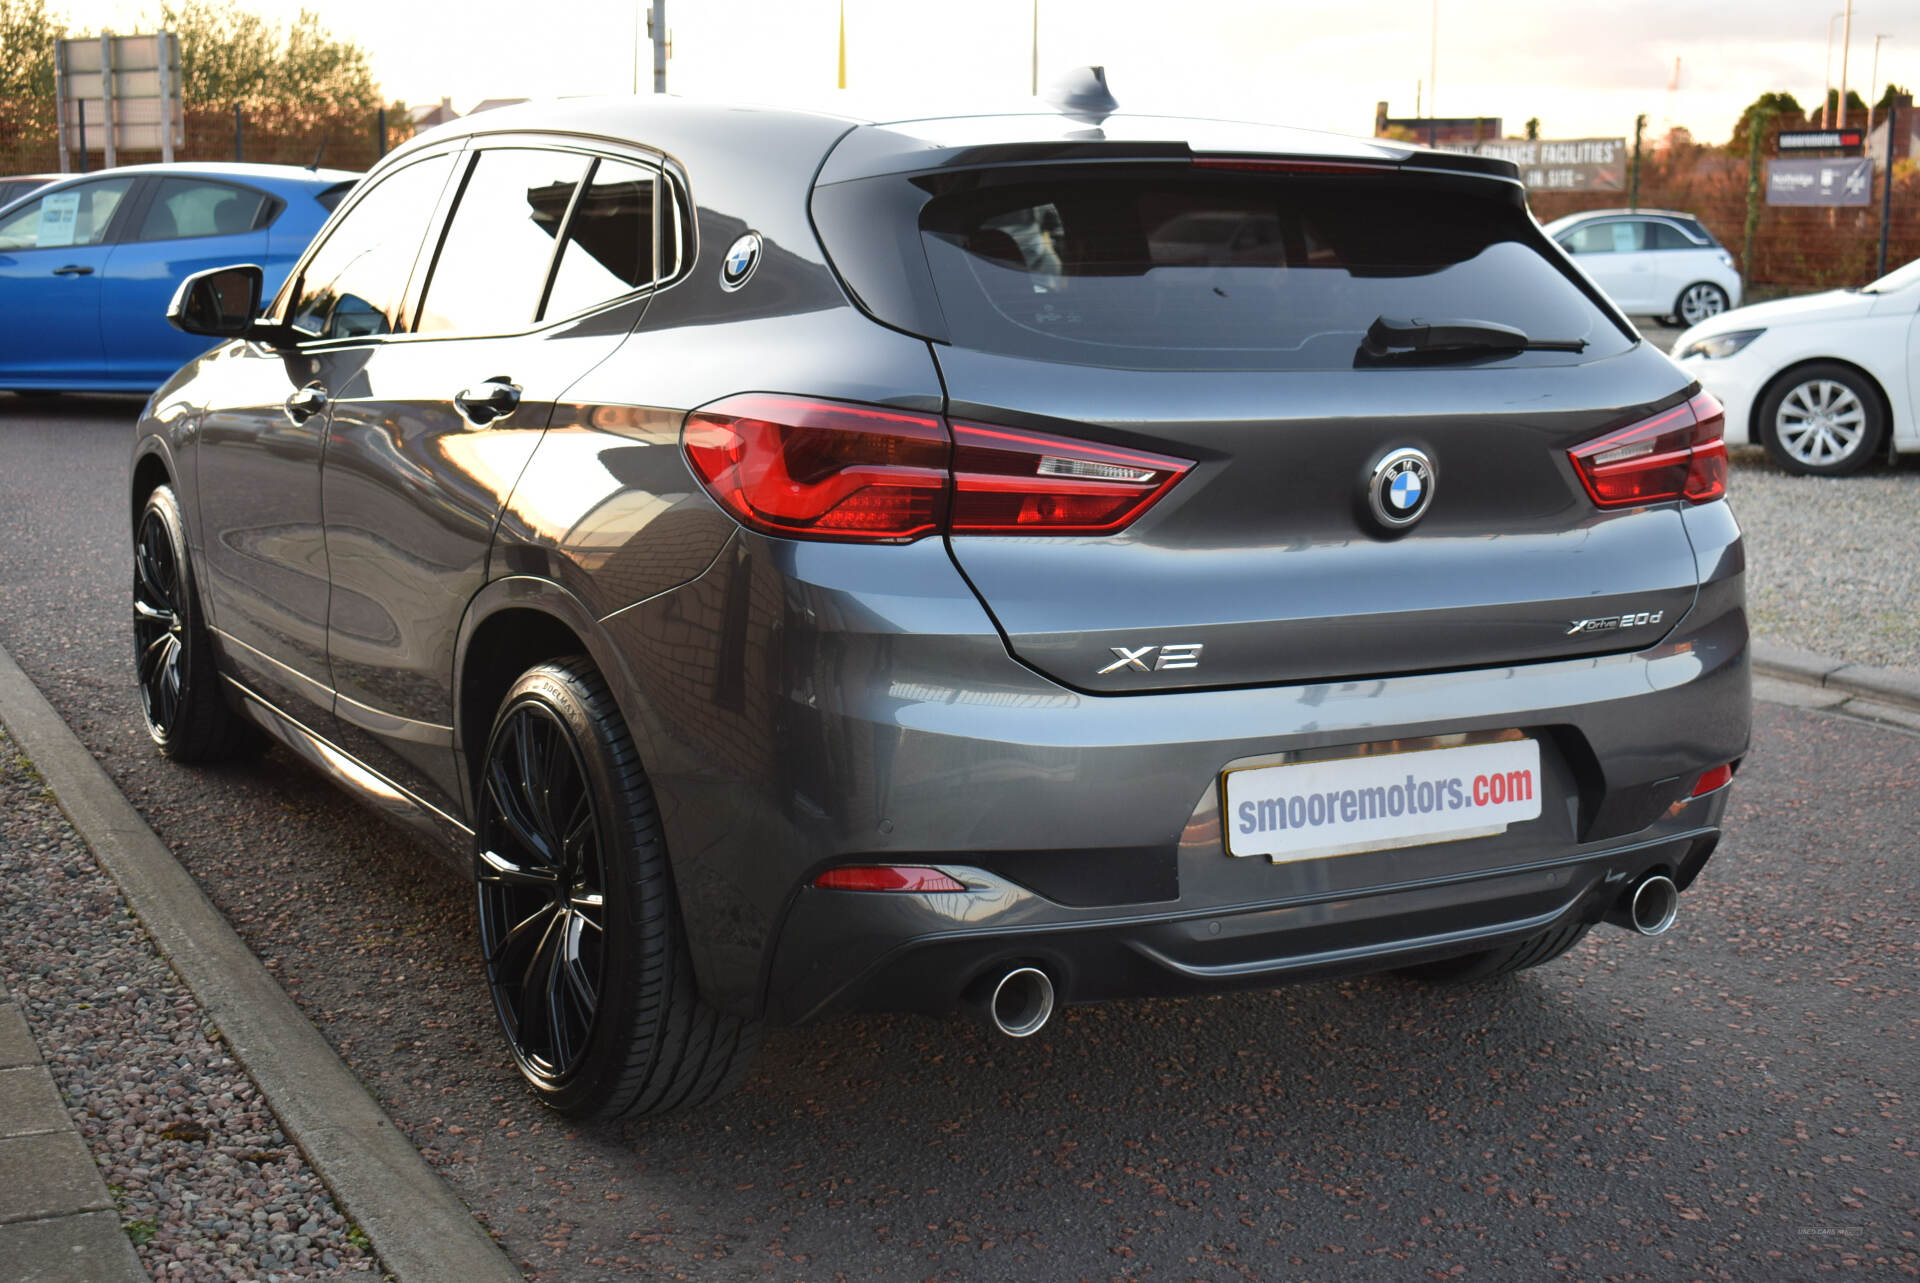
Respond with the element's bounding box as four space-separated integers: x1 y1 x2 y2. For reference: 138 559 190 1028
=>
0 162 355 393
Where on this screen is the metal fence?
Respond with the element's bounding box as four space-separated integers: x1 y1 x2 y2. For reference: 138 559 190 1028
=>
1 98 406 177
1530 123 1916 289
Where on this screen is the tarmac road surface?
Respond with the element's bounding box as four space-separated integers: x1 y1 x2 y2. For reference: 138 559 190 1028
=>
2 395 1915 1280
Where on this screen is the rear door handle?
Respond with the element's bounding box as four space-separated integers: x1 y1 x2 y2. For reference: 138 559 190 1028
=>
284 383 328 423
52 264 93 276
453 378 522 426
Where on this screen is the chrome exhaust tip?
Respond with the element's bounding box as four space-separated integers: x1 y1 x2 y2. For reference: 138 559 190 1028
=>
975 965 1055 1038
1607 873 1679 936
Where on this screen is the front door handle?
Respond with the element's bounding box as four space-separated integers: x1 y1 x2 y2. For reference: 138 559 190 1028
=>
453 378 522 426
284 383 328 423
52 264 93 276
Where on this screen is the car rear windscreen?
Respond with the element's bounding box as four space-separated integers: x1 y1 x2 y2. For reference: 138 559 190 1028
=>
917 171 1631 371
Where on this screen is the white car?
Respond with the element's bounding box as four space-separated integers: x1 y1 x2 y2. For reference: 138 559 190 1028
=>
1542 209 1743 326
1670 258 1920 475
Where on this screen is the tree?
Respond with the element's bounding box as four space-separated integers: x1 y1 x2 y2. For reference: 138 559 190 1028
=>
1728 90 1804 156
0 0 62 100
1524 116 1540 140
159 1 379 114
1813 87 1869 122
1873 83 1912 110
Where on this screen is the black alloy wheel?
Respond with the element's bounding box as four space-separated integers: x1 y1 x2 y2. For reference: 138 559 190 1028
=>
477 698 608 1085
132 485 259 762
134 506 188 737
475 659 761 1118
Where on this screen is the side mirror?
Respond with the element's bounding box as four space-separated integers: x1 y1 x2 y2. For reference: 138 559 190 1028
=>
166 264 265 338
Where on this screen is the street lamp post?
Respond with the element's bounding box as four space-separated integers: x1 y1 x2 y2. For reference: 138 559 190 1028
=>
1867 34 1893 142
1822 11 1844 126
1837 0 1854 131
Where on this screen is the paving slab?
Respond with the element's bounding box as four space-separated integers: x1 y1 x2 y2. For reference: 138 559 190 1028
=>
0 1209 145 1283
0 1064 71 1139
0 1005 33 1068
0 1132 112 1225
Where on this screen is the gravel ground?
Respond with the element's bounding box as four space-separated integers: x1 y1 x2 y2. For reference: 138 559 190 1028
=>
1727 445 1920 670
0 727 383 1281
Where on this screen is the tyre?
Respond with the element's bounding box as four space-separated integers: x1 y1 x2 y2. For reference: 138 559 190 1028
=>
475 658 761 1119
1756 362 1885 476
133 486 262 762
1672 281 1728 326
1395 920 1591 984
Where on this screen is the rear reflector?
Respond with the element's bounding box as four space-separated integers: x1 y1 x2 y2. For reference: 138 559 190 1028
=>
813 865 968 893
1569 391 1727 508
950 422 1191 534
683 395 1192 543
1690 763 1734 796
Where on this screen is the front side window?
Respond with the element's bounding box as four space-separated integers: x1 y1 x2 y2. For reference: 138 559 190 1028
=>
0 177 134 251
1562 221 1636 255
286 153 456 341
542 157 655 321
414 148 590 336
137 179 270 242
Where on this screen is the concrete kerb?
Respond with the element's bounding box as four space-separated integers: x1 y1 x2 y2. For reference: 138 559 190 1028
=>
0 642 524 1283
1751 639 1920 715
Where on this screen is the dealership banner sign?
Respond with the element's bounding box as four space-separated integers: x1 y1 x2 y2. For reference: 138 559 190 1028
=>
1777 128 1864 153
1436 138 1626 191
1766 157 1874 206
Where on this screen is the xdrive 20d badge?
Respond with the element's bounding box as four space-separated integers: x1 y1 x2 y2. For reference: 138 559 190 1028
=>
131 81 1748 1119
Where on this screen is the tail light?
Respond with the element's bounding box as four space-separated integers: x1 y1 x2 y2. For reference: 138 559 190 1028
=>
684 395 1192 543
1568 391 1727 508
682 395 949 541
949 422 1190 534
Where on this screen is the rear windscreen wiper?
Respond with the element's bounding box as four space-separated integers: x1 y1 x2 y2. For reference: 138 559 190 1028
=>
1361 316 1588 360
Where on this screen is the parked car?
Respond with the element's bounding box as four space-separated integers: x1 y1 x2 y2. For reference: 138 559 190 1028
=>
0 162 355 394
1542 208 1742 326
132 92 1749 1119
1671 257 1920 475
0 172 59 208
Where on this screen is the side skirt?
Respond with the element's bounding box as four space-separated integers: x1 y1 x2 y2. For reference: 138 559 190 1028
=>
224 676 472 871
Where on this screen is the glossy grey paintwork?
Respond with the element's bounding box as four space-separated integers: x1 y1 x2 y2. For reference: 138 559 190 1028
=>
936 342 1705 691
131 94 1750 1029
188 343 338 717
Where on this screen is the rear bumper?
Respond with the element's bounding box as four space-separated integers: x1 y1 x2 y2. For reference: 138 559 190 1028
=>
766 797 1727 1025
600 518 1749 1022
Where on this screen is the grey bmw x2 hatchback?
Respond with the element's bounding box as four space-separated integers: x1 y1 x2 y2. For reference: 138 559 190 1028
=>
132 87 1749 1119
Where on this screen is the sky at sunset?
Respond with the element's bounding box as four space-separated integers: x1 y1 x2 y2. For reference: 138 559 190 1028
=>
57 0 1915 145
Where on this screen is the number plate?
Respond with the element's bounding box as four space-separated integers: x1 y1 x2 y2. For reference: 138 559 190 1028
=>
1223 738 1542 863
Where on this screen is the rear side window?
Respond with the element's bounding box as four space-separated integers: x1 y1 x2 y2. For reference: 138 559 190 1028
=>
542 157 654 321
1647 221 1699 250
918 172 1629 372
137 179 270 242
414 148 590 336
